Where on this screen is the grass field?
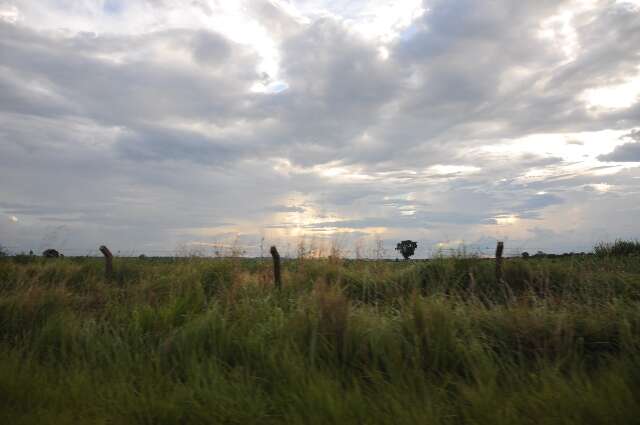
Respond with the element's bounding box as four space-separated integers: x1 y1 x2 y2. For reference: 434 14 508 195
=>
1 251 639 424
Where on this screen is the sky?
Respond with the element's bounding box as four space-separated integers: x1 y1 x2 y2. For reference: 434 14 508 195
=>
1 0 639 258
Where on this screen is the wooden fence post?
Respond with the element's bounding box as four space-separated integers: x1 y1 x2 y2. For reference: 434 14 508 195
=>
495 241 504 282
270 246 282 290
99 245 113 280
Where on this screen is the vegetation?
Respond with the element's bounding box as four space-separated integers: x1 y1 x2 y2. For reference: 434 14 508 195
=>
595 239 640 257
395 240 418 260
42 249 61 258
0 248 640 424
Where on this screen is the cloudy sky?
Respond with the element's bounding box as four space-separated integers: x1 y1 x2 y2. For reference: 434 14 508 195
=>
1 0 639 257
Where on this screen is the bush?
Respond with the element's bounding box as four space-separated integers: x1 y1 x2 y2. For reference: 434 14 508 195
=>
595 239 640 257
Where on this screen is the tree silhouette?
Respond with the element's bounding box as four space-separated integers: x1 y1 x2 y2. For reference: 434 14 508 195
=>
42 249 60 258
395 240 418 260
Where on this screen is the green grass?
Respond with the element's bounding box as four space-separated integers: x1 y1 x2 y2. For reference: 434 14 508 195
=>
0 254 639 424
595 239 640 257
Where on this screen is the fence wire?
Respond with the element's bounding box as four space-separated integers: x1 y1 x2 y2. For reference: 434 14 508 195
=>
1 243 596 259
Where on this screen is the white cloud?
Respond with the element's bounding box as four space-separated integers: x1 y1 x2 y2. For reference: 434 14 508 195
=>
582 72 640 109
1 0 640 255
0 4 19 23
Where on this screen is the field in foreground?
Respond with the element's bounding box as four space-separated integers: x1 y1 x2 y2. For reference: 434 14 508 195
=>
1 254 639 424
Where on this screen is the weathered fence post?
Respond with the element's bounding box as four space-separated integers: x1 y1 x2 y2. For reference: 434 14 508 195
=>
270 246 282 290
468 271 477 294
495 241 504 282
99 245 113 280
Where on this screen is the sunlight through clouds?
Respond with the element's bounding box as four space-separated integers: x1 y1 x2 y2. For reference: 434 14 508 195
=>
0 4 19 23
493 214 519 225
1 0 640 256
582 73 640 110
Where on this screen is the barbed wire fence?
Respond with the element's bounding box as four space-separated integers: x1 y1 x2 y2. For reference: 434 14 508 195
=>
0 240 598 259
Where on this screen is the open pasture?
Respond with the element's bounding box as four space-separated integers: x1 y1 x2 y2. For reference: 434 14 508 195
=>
1 253 639 424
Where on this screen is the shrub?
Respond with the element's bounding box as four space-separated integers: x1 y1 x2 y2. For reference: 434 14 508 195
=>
594 239 640 257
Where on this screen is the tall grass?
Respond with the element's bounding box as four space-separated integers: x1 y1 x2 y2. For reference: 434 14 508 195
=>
0 254 639 424
594 239 640 257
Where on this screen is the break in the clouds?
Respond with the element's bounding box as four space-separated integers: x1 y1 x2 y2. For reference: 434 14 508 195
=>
1 0 640 257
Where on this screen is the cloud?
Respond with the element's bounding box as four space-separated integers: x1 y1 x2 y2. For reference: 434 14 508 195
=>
1 0 640 255
288 210 489 230
115 125 245 165
598 130 640 161
263 205 307 213
598 142 640 162
515 193 564 211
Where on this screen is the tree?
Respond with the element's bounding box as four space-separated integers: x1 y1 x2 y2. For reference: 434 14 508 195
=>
395 240 418 260
42 249 60 258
